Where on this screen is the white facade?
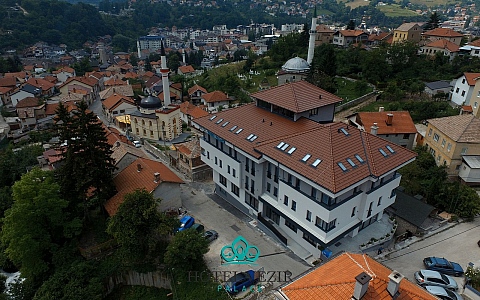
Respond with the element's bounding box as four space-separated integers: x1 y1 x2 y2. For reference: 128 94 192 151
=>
199 132 403 257
11 90 36 107
451 75 475 105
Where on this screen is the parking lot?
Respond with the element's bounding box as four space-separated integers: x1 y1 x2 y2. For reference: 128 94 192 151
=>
380 217 480 292
179 182 311 292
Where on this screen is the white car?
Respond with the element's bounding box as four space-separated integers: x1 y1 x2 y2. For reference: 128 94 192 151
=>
414 270 458 290
133 140 141 148
424 285 463 300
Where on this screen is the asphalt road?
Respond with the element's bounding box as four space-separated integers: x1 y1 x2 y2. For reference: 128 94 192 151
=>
380 217 480 291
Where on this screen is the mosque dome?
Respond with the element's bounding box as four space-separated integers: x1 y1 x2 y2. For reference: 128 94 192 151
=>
139 94 162 109
281 57 310 73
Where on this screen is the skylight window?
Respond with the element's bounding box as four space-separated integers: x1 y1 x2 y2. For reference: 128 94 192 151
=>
230 125 237 132
280 143 289 151
287 147 296 154
215 118 223 124
222 121 229 127
355 154 364 163
235 128 243 134
246 134 254 140
379 149 388 157
250 135 258 142
338 162 348 172
340 128 349 136
302 154 312 162
276 142 285 149
386 145 395 153
210 115 217 121
312 159 322 167
346 158 356 167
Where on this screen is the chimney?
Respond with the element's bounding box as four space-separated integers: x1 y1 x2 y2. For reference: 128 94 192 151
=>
387 271 404 298
386 113 393 126
137 164 142 172
379 106 384 112
154 172 160 183
371 122 379 135
352 272 371 300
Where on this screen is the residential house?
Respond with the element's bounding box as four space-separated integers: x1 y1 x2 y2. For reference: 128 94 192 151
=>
4 71 28 83
104 76 127 87
170 136 212 180
104 157 184 216
10 85 42 107
59 76 100 105
179 101 209 127
367 32 392 46
459 39 480 57
201 91 233 111
53 66 76 83
0 86 14 106
392 22 422 44
420 39 460 60
422 28 464 46
102 93 137 128
332 30 369 47
275 252 436 300
16 97 46 129
99 85 135 101
424 80 451 97
169 82 183 100
347 109 417 149
144 76 162 95
188 84 208 104
315 24 335 46
38 148 65 170
110 140 146 174
424 114 480 176
25 77 55 96
450 72 480 105
459 155 480 185
193 81 416 258
177 65 196 77
466 75 480 118
387 187 436 235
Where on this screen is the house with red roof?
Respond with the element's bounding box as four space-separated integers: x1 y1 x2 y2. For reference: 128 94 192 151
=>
53 66 76 83
347 109 417 149
450 72 480 105
59 76 100 105
422 27 464 46
188 84 208 104
201 90 233 111
179 101 209 128
193 81 416 258
177 65 196 77
275 252 436 300
333 30 369 47
420 39 460 60
104 157 183 216
16 97 45 129
101 93 136 127
170 136 212 180
25 77 55 96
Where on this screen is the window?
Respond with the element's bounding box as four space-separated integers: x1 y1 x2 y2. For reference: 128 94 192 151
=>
273 187 278 197
475 101 478 108
462 79 466 84
377 196 382 206
390 189 396 198
245 157 249 172
250 179 255 194
207 151 210 159
403 133 409 139
231 183 239 196
245 194 258 211
461 90 466 97
267 163 272 178
245 176 249 190
219 174 227 187
322 193 334 206
232 169 236 178
295 177 300 189
461 147 468 155
266 182 271 192
311 187 317 199
306 210 312 221
455 164 461 170
285 220 297 232
315 217 336 232
287 174 292 185
367 202 373 218
351 206 356 217
215 157 218 165
437 155 441 162
433 133 440 142
219 160 222 168
428 128 432 136
291 201 296 211
284 195 289 206
303 232 316 246
441 139 446 148
227 165 230 174
455 87 459 93
251 161 255 176
447 143 452 152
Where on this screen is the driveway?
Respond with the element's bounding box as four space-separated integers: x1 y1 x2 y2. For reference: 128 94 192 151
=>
179 182 311 292
379 217 480 292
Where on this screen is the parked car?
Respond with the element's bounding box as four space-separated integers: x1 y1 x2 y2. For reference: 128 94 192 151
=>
204 230 218 242
133 140 142 148
423 257 464 276
414 270 458 290
224 270 258 294
177 215 195 232
191 223 204 233
424 285 463 300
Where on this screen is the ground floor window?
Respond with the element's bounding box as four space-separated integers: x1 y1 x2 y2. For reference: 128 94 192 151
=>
219 174 227 187
285 219 297 233
265 206 280 225
302 232 316 246
231 183 239 196
245 193 258 211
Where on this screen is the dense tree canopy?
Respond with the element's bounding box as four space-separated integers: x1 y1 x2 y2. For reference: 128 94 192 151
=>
164 229 209 272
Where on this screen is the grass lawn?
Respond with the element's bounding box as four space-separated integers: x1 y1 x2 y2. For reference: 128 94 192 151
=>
377 4 420 17
338 0 370 9
408 0 455 7
105 286 171 300
335 77 373 103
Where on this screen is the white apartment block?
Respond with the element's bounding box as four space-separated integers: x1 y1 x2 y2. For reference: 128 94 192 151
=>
451 72 480 105
194 81 416 258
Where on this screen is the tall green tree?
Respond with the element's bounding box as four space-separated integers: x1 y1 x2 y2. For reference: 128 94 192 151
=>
164 229 209 272
2 168 81 281
424 12 440 30
55 101 116 221
313 43 337 77
346 19 356 30
107 189 177 263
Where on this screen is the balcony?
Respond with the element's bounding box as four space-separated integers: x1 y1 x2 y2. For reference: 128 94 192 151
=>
366 173 401 195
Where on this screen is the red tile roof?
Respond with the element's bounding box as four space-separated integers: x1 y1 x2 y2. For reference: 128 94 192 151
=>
281 252 436 300
188 84 207 95
0 77 17 87
104 158 183 216
104 77 127 86
424 39 460 52
16 97 40 108
189 106 209 119
464 72 480 86
423 27 463 37
354 111 417 134
338 30 368 37
102 94 135 110
26 77 55 91
202 91 231 103
60 76 98 88
178 65 195 74
250 81 343 113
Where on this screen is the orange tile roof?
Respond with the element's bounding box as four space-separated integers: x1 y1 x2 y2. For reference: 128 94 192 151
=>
202 90 231 103
462 105 473 112
464 72 480 86
16 97 40 108
424 39 460 52
45 101 77 116
355 111 417 135
104 158 183 216
281 253 437 300
189 106 209 119
469 39 480 47
4 71 28 79
26 77 55 91
0 77 17 87
104 77 127 86
338 30 367 37
60 76 98 88
171 82 182 91
188 84 207 95
102 93 135 110
0 86 13 94
423 27 463 37
178 65 195 74
250 81 343 113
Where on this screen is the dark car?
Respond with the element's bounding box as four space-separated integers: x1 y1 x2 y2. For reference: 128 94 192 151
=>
203 230 218 242
191 223 204 233
224 270 257 294
414 270 458 290
423 257 464 276
177 215 195 232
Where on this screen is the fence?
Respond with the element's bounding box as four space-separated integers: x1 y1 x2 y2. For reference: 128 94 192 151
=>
335 91 378 113
143 140 170 163
103 270 171 296
78 239 119 260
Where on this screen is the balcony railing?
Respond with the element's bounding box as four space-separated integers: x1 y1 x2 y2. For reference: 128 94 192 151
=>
366 173 401 195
